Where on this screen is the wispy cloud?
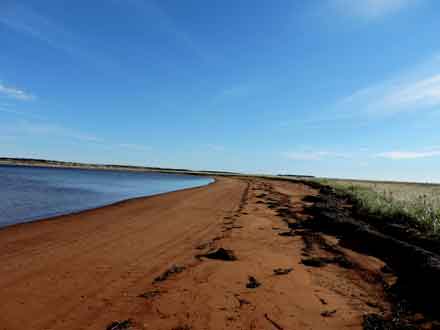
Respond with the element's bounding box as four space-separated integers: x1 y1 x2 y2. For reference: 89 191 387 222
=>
382 74 440 111
278 111 360 128
206 144 225 152
0 83 34 101
281 59 440 129
0 3 71 53
330 0 414 19
283 147 440 161
339 55 440 116
119 0 212 62
376 150 440 160
209 82 253 108
116 143 152 152
0 2 115 69
4 119 152 154
283 151 350 161
16 121 102 142
0 105 48 120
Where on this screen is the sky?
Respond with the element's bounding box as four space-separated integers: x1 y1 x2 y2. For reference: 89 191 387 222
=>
1 0 440 182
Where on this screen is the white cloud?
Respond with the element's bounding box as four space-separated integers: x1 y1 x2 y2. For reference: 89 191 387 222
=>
6 120 154 153
284 147 440 161
0 83 34 101
0 106 45 119
206 144 225 152
118 0 212 62
283 151 350 161
340 70 440 116
383 74 440 110
0 2 116 70
116 143 151 152
300 54 440 124
16 120 102 142
0 3 66 51
377 150 440 159
331 0 413 19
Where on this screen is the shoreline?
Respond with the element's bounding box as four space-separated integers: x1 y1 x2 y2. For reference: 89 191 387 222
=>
0 176 217 232
0 177 246 330
1 176 437 329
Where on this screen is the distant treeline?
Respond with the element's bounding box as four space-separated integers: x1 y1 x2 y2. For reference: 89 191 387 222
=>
277 174 315 178
0 157 240 176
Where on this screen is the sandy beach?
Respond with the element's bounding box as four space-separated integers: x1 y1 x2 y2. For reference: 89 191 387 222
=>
0 177 395 329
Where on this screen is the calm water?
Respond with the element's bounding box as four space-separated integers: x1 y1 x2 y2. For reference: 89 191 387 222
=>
0 165 214 228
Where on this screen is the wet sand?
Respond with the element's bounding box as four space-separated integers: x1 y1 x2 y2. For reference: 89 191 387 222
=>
0 177 391 330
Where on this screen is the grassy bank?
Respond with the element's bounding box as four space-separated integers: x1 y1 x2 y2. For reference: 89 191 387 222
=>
318 179 440 234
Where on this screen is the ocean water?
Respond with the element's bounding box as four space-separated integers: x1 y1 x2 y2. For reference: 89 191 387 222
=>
0 165 214 228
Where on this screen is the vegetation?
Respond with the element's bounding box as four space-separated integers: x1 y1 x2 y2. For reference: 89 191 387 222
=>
0 157 240 176
318 179 440 234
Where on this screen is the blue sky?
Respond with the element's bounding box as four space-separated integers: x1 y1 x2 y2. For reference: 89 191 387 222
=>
1 0 440 182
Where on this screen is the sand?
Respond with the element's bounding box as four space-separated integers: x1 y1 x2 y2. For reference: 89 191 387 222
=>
0 177 390 330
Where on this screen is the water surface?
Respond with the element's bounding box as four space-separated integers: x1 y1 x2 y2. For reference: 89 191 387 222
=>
0 165 213 228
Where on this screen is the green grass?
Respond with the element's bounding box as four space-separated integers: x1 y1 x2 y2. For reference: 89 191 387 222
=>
317 179 440 234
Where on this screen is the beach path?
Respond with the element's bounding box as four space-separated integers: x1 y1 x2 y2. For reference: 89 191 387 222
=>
0 177 389 330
